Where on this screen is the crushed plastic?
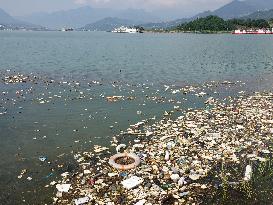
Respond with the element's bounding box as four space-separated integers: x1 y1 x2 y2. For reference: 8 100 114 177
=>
74 196 89 205
121 176 143 189
56 184 71 193
39 156 47 162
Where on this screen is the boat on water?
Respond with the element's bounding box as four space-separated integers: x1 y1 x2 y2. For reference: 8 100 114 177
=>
61 28 74 32
111 26 138 33
232 28 273 34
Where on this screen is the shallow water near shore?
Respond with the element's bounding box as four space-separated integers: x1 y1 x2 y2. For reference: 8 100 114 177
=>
0 31 273 204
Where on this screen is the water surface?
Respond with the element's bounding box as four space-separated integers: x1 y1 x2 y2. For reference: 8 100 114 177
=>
0 31 273 204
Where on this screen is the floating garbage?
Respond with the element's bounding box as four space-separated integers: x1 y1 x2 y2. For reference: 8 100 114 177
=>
119 172 128 177
196 92 206 97
56 184 71 193
189 174 201 181
108 172 118 177
116 144 126 153
94 145 109 153
74 196 89 205
106 96 123 102
27 177 32 181
261 150 270 154
170 174 180 183
121 176 143 190
180 191 190 197
3 74 30 84
109 153 141 170
145 130 153 137
178 177 187 186
134 199 146 205
39 156 47 162
137 111 142 115
50 181 57 186
243 165 252 181
17 169 27 179
83 170 91 175
47 91 273 204
164 150 170 161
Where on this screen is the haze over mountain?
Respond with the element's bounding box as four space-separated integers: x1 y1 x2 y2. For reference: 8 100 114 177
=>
0 8 18 24
19 6 160 29
210 0 257 19
2 0 273 31
210 0 273 19
242 9 273 20
189 0 273 20
140 0 273 29
0 8 43 29
82 17 139 31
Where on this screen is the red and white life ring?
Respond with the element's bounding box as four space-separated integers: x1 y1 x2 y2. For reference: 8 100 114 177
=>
109 153 140 170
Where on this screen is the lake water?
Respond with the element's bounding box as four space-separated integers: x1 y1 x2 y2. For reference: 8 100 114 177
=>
0 31 273 204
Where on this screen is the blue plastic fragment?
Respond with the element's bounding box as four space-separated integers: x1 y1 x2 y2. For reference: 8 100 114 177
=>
45 172 53 178
119 172 127 177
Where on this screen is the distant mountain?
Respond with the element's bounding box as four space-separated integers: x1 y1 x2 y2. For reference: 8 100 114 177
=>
141 11 216 29
0 8 18 24
191 0 273 20
141 1 256 29
19 6 160 29
10 0 273 31
242 9 273 20
0 8 44 30
19 7 115 29
142 0 273 29
212 0 256 19
209 0 273 19
81 17 138 31
140 19 187 29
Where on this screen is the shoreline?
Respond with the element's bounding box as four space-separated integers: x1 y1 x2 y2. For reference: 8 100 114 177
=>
53 92 273 204
144 30 232 34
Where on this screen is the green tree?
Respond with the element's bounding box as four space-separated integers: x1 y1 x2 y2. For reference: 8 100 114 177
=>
177 16 270 32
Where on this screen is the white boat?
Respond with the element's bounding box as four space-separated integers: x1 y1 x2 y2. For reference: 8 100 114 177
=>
112 26 138 33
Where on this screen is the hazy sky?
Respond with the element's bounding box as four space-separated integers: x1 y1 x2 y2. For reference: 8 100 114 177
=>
0 0 232 17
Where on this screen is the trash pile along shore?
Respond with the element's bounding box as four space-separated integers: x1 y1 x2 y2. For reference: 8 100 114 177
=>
52 92 273 205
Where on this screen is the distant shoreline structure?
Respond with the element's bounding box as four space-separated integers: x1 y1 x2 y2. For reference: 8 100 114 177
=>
111 26 143 33
232 29 273 35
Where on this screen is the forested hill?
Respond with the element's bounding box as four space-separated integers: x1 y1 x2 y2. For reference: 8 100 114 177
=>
176 16 271 32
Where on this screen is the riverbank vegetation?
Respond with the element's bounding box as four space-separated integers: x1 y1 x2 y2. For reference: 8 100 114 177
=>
173 15 272 33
